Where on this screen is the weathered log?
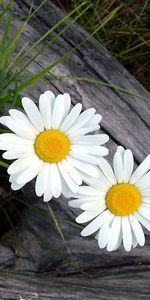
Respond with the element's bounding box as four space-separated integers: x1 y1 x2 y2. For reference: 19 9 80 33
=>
0 271 150 300
0 0 150 298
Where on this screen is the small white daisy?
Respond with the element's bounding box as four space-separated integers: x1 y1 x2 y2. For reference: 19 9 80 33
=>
0 90 109 201
69 146 150 251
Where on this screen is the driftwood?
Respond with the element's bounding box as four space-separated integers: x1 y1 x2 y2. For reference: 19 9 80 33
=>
0 0 150 299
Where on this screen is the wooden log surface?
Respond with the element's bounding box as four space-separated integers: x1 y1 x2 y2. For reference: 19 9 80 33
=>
0 0 150 298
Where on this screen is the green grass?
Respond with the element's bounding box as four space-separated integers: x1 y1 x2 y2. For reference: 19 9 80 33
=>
58 0 150 91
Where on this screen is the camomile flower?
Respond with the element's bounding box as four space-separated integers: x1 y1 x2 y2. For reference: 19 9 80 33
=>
69 146 150 251
0 90 109 201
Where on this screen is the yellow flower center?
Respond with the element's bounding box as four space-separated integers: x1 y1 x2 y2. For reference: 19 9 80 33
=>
106 183 141 216
34 130 70 163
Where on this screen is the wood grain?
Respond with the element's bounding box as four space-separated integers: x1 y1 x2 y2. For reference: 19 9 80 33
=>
0 0 150 298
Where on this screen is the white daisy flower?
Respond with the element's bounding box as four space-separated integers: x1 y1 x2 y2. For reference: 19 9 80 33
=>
0 90 109 202
69 146 150 251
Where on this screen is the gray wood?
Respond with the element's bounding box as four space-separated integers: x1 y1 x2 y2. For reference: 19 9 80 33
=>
0 271 150 300
0 0 150 299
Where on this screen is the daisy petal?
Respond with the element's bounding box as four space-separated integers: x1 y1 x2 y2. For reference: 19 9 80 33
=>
58 161 78 193
71 134 109 145
98 224 111 249
122 216 132 251
8 155 36 175
113 151 124 183
60 103 82 132
11 182 25 191
80 210 111 236
134 211 150 231
107 216 122 251
129 215 145 246
70 152 102 165
61 159 82 185
76 210 101 225
67 108 96 134
98 157 117 185
135 173 150 190
123 149 134 182
67 156 99 178
50 163 62 198
39 93 52 129
51 94 64 129
35 163 50 197
130 154 150 184
22 97 44 131
62 93 71 120
4 119 38 140
81 201 105 211
16 159 43 185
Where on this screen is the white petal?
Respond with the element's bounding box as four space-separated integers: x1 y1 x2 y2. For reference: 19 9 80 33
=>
71 134 109 145
134 211 150 231
43 188 52 202
113 151 124 183
131 228 138 248
141 189 150 197
62 93 71 120
138 206 150 220
61 177 75 198
8 155 37 175
129 214 145 246
112 227 123 251
0 133 33 145
130 155 150 184
5 119 38 140
71 145 108 156
81 201 105 211
9 173 21 183
39 93 52 129
22 97 44 131
117 146 125 157
35 163 50 197
68 125 100 137
51 94 64 129
88 114 102 127
0 116 11 126
66 156 99 178
78 186 102 196
16 159 43 185
44 90 55 109
50 163 62 198
81 210 112 236
0 141 34 151
98 157 117 185
76 210 100 224
67 108 96 134
98 224 111 249
122 216 132 251
58 161 78 193
61 159 82 185
9 109 30 123
60 103 82 132
123 149 134 182
70 152 102 165
11 181 25 191
142 197 150 204
135 173 150 190
68 196 101 208
107 216 122 251
3 148 34 160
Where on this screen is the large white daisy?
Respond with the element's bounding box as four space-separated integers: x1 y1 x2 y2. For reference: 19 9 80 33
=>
69 146 150 251
0 90 109 201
